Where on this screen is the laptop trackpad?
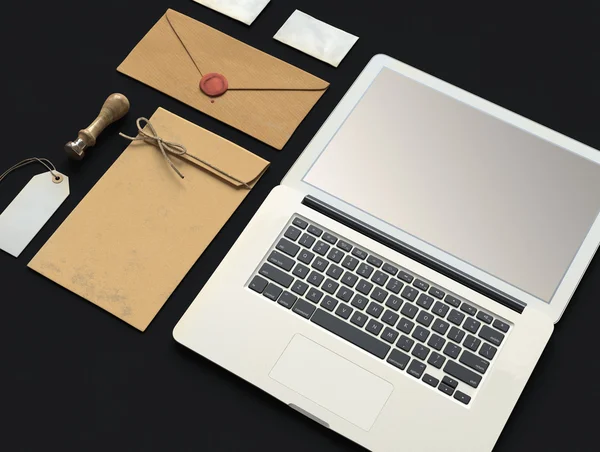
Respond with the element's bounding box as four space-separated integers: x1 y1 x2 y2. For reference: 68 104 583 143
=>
270 334 394 431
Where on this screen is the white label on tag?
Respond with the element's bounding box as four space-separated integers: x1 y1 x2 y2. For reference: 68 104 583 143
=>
0 171 69 257
192 0 271 25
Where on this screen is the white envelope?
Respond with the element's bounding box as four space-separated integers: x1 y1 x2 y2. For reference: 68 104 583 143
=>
192 0 270 25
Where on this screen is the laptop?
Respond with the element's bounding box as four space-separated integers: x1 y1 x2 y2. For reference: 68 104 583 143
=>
174 55 600 451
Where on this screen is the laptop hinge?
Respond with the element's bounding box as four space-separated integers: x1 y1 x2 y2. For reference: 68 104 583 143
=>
302 196 525 315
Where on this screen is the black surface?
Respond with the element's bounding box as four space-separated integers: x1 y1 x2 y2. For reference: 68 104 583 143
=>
1 1 600 451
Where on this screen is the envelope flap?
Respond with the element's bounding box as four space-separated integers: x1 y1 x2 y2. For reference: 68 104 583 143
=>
143 108 269 187
165 9 329 91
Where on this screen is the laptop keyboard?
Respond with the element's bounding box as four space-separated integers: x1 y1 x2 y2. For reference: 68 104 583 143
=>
248 216 511 406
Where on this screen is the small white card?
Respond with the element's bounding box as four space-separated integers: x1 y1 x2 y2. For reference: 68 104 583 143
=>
274 10 359 67
192 0 271 25
0 171 69 257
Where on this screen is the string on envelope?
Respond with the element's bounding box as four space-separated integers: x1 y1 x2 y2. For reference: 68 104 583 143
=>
119 118 251 189
0 158 61 184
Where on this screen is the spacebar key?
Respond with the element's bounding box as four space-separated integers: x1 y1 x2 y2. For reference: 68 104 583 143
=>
311 309 391 359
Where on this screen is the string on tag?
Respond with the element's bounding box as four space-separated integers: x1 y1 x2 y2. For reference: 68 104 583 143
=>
0 158 61 185
119 118 251 189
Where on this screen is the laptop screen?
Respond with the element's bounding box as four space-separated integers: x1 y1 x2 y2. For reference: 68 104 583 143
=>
303 67 600 303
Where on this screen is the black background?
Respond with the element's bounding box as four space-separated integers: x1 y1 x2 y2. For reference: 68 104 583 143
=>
2 1 599 451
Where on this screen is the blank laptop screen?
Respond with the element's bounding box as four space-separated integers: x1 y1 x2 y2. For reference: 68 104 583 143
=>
303 67 600 303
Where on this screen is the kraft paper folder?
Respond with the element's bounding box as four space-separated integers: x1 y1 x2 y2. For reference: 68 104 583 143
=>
118 9 329 150
29 108 269 331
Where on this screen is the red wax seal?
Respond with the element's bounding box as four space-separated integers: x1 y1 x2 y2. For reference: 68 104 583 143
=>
200 73 228 97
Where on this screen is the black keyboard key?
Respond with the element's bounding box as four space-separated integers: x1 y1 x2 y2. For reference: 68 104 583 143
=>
423 374 439 388
412 326 430 343
396 335 414 352
293 263 310 279
327 248 344 264
306 288 324 304
427 334 446 351
312 309 391 359
432 301 449 317
291 280 309 296
322 232 338 245
313 241 330 256
460 350 490 374
444 295 461 307
337 240 353 252
351 294 369 310
371 288 388 303
311 257 329 272
336 287 354 302
464 318 481 334
438 383 455 396
401 286 418 302
382 263 398 275
367 255 383 267
341 271 358 287
263 283 283 301
432 318 450 335
249 275 268 293
268 251 295 271
479 325 505 346
371 270 389 286
276 238 300 257
357 263 374 278
448 309 465 326
407 360 426 379
259 263 294 288
284 226 302 241
385 295 403 311
322 279 339 295
416 311 433 327
493 319 510 333
299 233 316 248
464 335 482 352
397 318 415 334
400 303 418 319
292 218 308 229
381 327 399 344
443 343 461 359
278 292 297 309
448 327 465 344
307 271 325 287
341 255 359 271
366 319 384 336
443 376 459 389
366 302 384 319
414 279 429 291
293 299 316 319
444 360 482 388
335 303 353 320
385 278 404 294
412 344 430 360
429 287 445 299
398 271 414 283
416 294 434 310
350 312 368 328
427 352 446 369
460 303 477 316
352 248 368 260
479 343 497 360
307 225 323 237
382 310 400 326
321 296 338 312
454 391 471 405
477 311 494 324
298 249 315 265
356 279 373 295
387 349 410 370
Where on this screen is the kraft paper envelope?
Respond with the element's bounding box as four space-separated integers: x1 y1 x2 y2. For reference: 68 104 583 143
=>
28 108 269 331
117 9 329 150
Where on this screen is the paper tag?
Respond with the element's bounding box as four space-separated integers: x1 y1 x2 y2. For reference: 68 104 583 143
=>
192 0 270 25
274 10 359 67
0 171 69 257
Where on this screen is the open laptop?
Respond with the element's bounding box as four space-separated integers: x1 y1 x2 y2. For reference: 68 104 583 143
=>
174 54 600 451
